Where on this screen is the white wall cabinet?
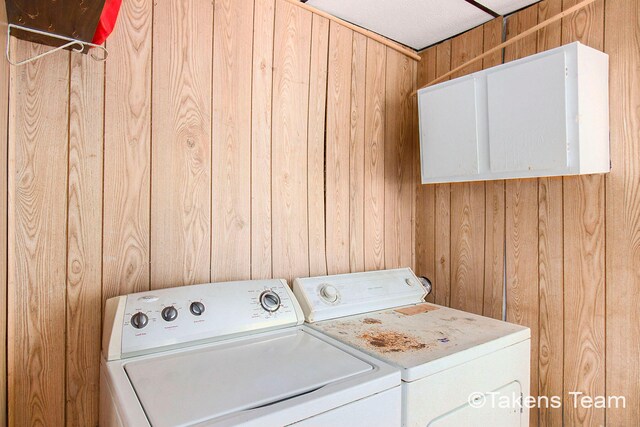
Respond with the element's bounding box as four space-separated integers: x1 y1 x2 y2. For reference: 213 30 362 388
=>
418 42 610 184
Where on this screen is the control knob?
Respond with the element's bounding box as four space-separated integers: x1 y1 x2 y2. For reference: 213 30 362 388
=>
320 284 339 302
190 301 205 316
260 290 281 312
161 306 178 322
130 312 148 329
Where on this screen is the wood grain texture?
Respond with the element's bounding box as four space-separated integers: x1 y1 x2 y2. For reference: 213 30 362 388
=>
562 1 606 425
0 3 8 424
66 53 104 427
103 0 152 300
152 0 212 288
307 13 329 277
537 177 564 427
8 40 69 427
212 0 253 282
482 18 505 320
251 0 276 280
433 41 452 307
325 21 353 275
415 46 436 302
605 0 640 424
504 8 540 426
449 27 485 315
535 2 564 425
272 0 312 281
384 48 414 269
349 32 367 273
363 39 386 272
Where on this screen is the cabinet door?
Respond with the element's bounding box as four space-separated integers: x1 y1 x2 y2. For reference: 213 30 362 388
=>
486 50 569 174
419 76 482 182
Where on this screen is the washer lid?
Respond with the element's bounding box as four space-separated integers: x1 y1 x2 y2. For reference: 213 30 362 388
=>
125 329 372 427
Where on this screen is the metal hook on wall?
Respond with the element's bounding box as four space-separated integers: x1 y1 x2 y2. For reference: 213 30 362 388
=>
5 23 109 66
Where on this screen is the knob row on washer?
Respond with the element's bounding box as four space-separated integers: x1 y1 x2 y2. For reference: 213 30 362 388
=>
130 302 206 329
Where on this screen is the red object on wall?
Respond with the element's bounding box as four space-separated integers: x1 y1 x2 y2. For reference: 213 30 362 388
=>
92 0 122 45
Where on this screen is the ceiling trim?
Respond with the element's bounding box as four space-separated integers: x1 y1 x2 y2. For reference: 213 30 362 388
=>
463 0 501 17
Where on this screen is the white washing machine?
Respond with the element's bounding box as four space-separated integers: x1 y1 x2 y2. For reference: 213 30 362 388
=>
100 278 402 427
293 268 531 427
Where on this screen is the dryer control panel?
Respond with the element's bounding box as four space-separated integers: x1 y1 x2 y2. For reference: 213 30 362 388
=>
102 279 304 360
293 268 427 323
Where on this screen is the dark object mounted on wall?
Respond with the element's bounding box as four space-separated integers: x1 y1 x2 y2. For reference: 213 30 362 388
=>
92 0 122 45
4 0 120 64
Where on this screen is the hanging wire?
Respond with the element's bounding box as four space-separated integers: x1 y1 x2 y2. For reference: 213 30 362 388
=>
5 23 109 66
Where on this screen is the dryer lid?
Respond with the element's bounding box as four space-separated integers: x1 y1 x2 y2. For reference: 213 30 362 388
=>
125 329 372 427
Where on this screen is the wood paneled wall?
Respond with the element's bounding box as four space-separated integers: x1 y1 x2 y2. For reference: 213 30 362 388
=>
1 0 416 425
415 0 640 425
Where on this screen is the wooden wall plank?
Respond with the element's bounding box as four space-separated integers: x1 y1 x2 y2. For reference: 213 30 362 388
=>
211 0 254 282
349 32 367 273
272 0 312 281
252 0 276 280
482 18 505 320
152 0 213 288
103 0 152 299
562 1 606 425
384 48 414 269
605 0 640 424
503 7 540 426
65 53 104 427
325 22 353 275
433 41 451 307
363 39 386 272
449 27 485 316
415 46 436 302
307 13 329 277
535 2 564 426
8 40 69 426
0 2 8 424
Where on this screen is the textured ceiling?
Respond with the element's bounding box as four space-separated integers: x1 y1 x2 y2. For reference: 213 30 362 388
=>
304 0 540 50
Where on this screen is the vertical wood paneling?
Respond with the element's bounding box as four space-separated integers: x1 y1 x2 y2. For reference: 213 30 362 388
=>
349 32 367 273
2 1 422 423
384 48 414 269
504 7 540 426
212 0 254 282
363 39 386 272
536 2 564 426
8 40 69 426
66 53 104 427
482 18 505 320
413 3 640 427
449 27 485 315
307 14 329 277
562 1 606 425
152 0 213 288
0 3 8 424
251 0 276 280
103 0 152 299
415 46 436 303
272 0 312 281
605 0 640 424
326 22 353 275
434 41 451 307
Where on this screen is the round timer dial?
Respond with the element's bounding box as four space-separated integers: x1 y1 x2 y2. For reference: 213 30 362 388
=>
319 284 339 303
259 290 281 312
130 312 148 329
161 306 178 322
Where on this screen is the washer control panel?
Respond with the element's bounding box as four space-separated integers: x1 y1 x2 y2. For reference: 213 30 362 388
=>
103 279 303 360
293 268 427 322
